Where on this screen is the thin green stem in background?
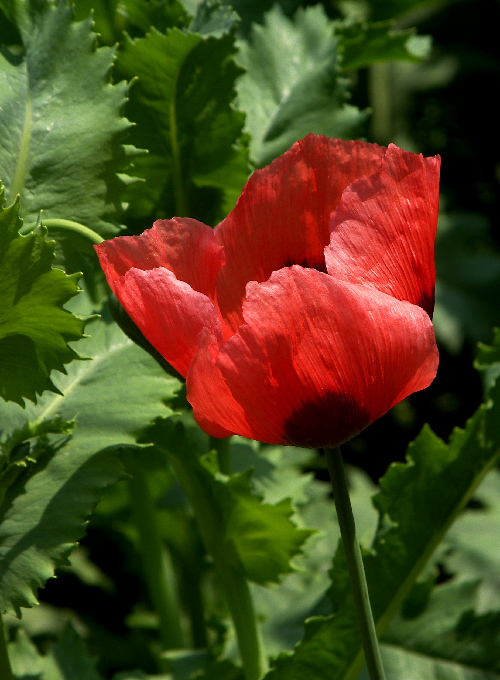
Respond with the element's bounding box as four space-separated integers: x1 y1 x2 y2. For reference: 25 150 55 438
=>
324 446 387 680
166 449 268 680
21 218 104 245
0 616 14 680
125 454 185 652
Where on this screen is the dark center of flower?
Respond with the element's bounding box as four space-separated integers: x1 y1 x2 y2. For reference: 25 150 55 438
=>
282 392 370 448
282 257 327 273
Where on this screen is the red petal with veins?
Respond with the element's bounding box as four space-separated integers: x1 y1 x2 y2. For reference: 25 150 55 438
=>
326 145 440 317
188 267 438 447
112 268 224 378
96 217 224 305
214 133 387 334
95 218 225 377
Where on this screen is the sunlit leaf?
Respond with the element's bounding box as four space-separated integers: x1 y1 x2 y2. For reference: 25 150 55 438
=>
0 311 180 616
0 184 85 406
0 0 136 273
116 5 249 228
236 5 368 167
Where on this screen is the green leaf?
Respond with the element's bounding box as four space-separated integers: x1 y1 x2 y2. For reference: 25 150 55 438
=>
373 646 500 680
0 310 181 616
9 623 103 680
382 579 500 675
338 20 431 71
0 185 85 406
72 0 190 45
0 0 135 271
264 348 500 679
442 469 500 612
145 417 313 585
189 0 239 37
235 5 368 168
116 13 249 227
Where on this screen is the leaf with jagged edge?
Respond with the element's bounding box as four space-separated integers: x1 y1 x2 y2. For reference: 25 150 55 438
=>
116 0 250 229
0 310 181 617
0 0 137 274
263 335 500 680
0 184 85 406
338 20 431 71
235 5 368 168
144 416 313 586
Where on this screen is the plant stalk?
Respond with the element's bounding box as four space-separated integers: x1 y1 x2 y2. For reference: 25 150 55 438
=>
209 436 231 475
126 454 185 651
0 616 14 680
166 450 267 680
324 447 386 680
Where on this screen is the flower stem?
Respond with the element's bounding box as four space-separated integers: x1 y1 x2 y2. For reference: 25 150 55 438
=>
324 447 386 680
0 617 13 680
165 450 267 680
125 453 185 651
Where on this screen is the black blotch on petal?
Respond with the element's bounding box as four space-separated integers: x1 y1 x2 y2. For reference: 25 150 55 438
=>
282 391 371 449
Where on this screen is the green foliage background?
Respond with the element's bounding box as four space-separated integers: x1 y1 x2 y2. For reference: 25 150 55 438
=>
1 0 500 679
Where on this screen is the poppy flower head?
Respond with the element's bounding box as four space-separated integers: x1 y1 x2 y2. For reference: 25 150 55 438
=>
95 134 440 449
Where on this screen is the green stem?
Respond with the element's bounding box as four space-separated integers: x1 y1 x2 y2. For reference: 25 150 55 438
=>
324 447 386 680
7 88 32 207
166 452 267 680
125 454 185 651
210 437 231 476
0 617 14 680
22 218 104 245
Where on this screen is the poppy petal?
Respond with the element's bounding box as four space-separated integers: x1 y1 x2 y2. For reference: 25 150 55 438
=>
326 145 440 317
215 134 387 334
95 217 224 304
187 267 438 447
113 268 224 378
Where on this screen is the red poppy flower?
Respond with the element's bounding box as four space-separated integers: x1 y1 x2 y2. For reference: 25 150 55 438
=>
95 134 440 448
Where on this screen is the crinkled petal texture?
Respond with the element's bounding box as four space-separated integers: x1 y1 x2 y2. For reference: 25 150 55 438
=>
326 144 441 317
215 134 387 335
95 218 225 377
187 267 438 447
95 134 440 449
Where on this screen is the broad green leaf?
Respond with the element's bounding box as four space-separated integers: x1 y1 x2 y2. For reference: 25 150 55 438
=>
0 311 180 616
338 20 431 71
116 12 249 228
382 579 500 675
235 5 368 167
0 0 135 271
145 417 313 585
0 185 85 406
442 468 500 611
369 646 500 680
264 344 500 679
9 624 102 680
